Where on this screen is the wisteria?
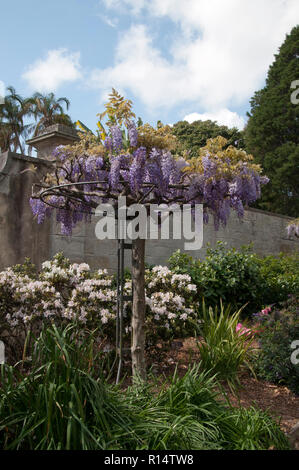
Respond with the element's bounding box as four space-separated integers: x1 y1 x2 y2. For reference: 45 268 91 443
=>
30 198 52 224
111 125 123 152
30 115 269 236
127 120 138 147
27 94 270 378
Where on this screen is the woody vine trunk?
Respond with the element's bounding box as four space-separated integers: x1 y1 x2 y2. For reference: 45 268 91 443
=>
131 237 146 380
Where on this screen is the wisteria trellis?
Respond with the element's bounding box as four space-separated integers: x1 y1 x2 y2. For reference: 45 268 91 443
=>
29 96 269 378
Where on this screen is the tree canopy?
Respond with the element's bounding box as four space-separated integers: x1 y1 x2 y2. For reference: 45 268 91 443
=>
30 89 268 234
172 119 244 158
245 25 299 217
0 87 31 153
29 92 74 137
0 87 74 154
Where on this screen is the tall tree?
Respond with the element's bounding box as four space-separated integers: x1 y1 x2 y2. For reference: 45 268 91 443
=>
172 120 244 158
0 86 31 153
245 25 299 217
29 92 73 136
30 90 268 379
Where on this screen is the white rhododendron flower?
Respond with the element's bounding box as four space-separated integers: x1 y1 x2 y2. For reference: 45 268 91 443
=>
0 254 197 342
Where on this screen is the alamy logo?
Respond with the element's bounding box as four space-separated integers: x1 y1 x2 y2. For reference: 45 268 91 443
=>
290 80 299 105
291 340 299 365
95 196 203 251
0 341 5 364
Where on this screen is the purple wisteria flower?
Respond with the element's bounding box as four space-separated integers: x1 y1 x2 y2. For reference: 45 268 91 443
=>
109 156 122 190
127 120 138 147
30 198 52 224
104 136 113 152
111 125 123 152
130 147 146 194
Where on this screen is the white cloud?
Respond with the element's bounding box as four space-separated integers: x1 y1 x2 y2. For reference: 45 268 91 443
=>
90 24 183 109
183 109 245 130
102 0 146 14
0 80 5 104
99 14 119 27
22 49 82 93
96 0 299 113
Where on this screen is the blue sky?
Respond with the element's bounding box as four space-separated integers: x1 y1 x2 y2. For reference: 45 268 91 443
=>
1 0 299 134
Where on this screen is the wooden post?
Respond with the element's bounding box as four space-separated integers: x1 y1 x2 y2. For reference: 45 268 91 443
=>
131 237 146 379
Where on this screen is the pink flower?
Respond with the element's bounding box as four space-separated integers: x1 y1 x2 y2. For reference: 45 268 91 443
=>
236 323 253 337
261 306 271 315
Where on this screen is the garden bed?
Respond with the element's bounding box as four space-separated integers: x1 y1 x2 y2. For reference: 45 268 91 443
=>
122 336 299 437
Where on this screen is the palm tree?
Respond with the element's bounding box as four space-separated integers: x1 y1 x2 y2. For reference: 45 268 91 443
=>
29 92 74 136
0 86 31 153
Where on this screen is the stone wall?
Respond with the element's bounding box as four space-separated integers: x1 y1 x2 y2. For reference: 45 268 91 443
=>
0 151 51 269
49 205 298 272
0 151 298 272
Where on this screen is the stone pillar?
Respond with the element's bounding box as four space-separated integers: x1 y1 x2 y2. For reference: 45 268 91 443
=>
26 124 79 159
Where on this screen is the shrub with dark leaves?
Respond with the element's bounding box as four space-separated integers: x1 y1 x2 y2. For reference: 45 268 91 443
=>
253 296 299 395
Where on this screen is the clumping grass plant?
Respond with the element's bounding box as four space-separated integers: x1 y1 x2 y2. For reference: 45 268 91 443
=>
196 302 255 391
0 324 289 450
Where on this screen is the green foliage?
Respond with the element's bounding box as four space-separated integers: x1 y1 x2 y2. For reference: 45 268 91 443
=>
169 243 266 315
0 325 119 450
196 302 254 391
168 242 299 316
0 86 32 153
257 253 299 303
29 92 74 137
0 325 289 450
253 296 299 395
11 257 37 278
97 88 136 128
221 406 290 450
245 26 299 216
172 119 244 158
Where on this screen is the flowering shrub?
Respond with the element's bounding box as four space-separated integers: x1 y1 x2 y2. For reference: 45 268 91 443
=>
0 254 198 362
40 255 117 329
252 296 299 395
144 266 197 342
0 270 62 327
122 265 198 345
